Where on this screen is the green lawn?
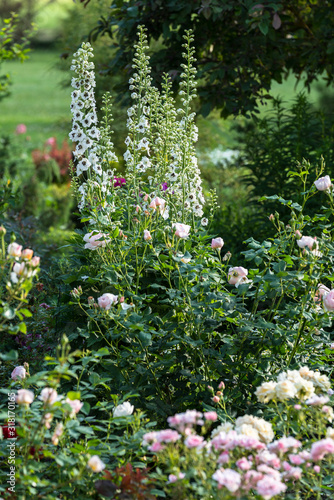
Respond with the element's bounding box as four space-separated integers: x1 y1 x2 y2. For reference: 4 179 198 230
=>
0 48 71 144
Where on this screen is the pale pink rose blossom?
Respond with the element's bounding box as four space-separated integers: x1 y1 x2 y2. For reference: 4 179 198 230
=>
31 256 40 267
228 266 248 286
87 455 105 473
172 222 191 239
297 236 317 251
295 230 302 239
98 293 118 310
314 465 321 473
288 454 304 465
294 404 302 410
212 468 241 493
16 389 34 405
314 284 330 303
306 394 329 406
11 366 26 380
167 472 185 483
310 438 334 461
236 457 252 470
323 290 334 312
16 124 27 134
83 231 110 250
256 476 287 499
143 229 152 241
21 249 33 260
212 395 220 403
211 237 224 249
204 411 218 421
217 451 230 464
184 434 205 448
39 388 58 405
150 441 163 452
65 398 83 416
7 242 22 258
284 466 302 480
46 137 57 146
314 175 332 191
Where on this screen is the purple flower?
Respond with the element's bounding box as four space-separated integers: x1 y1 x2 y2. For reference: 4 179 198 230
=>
161 182 168 191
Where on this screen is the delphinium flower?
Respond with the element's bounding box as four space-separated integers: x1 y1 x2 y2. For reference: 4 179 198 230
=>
69 44 118 222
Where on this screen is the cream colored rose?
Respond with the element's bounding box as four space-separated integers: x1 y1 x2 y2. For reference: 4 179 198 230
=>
275 380 298 401
326 427 334 439
236 424 259 440
252 418 275 444
299 366 315 380
211 422 234 437
235 415 256 428
255 381 277 403
312 373 331 393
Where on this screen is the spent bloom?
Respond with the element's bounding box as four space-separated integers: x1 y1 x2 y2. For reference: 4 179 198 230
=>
314 175 332 191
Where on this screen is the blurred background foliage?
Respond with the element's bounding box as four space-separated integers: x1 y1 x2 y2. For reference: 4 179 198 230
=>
0 0 334 262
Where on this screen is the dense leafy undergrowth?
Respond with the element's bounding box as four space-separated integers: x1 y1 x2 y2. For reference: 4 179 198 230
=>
1 27 334 500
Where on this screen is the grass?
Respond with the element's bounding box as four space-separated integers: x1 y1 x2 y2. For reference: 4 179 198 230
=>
0 48 71 145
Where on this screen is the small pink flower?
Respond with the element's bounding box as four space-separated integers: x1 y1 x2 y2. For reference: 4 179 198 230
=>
211 237 224 249
314 284 330 303
65 398 83 416
204 411 218 421
269 214 275 221
11 366 26 380
295 230 302 239
212 468 241 493
294 404 301 410
314 175 332 191
310 438 334 461
143 229 152 241
323 290 334 312
314 465 321 473
16 389 34 405
98 293 118 310
218 381 225 390
39 388 58 405
228 266 248 286
46 137 57 147
212 395 220 403
31 256 40 267
83 231 110 250
330 343 334 350
236 457 252 470
288 454 304 465
150 441 163 452
256 476 287 499
16 124 27 134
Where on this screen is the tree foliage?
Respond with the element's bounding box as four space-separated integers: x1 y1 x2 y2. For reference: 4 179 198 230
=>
86 0 334 117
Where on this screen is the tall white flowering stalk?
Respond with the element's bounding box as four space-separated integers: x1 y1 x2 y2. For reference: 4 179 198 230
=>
69 43 118 223
69 28 205 231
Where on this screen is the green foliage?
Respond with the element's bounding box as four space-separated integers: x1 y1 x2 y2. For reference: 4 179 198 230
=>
83 0 334 117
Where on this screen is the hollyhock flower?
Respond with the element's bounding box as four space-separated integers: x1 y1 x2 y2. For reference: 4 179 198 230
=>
143 229 152 241
7 242 22 258
297 236 317 251
87 455 105 473
314 175 332 191
211 237 224 249
16 389 34 405
11 366 26 380
113 401 134 417
98 293 118 310
21 249 33 260
228 266 248 286
16 124 27 134
323 290 334 312
256 476 287 499
83 231 110 250
172 222 191 238
212 468 241 493
39 388 58 405
310 438 334 461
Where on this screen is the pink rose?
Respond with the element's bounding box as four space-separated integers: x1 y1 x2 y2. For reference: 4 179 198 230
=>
39 388 58 405
143 229 152 241
184 434 205 448
314 175 332 191
11 366 26 380
65 398 83 416
310 438 334 461
204 411 218 421
297 236 317 251
172 222 191 239
31 256 40 267
228 266 248 286
46 137 57 147
256 477 287 499
98 293 118 310
7 242 22 258
211 237 224 249
83 231 110 250
16 124 27 134
323 290 334 312
16 389 34 405
212 468 241 493
314 284 330 303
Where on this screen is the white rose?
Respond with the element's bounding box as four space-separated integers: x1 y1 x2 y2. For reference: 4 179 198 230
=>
87 455 105 473
255 381 277 403
235 424 259 440
7 242 22 258
16 389 34 405
113 401 134 417
275 380 298 401
252 417 275 444
11 366 26 380
98 293 118 310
